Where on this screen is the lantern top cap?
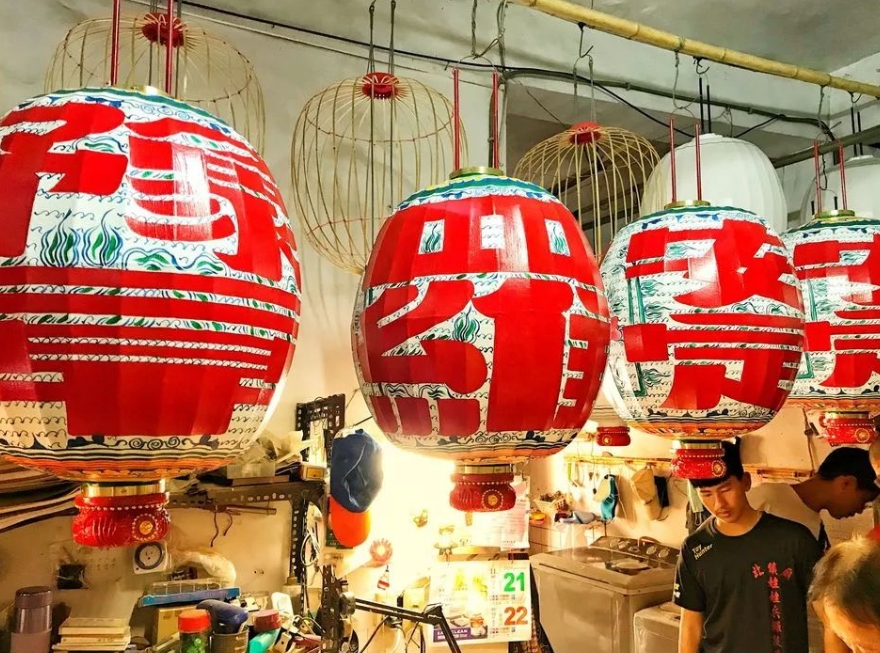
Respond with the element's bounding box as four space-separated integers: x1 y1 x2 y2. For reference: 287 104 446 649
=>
672 440 730 451
813 209 858 222
123 84 170 98
664 199 712 210
81 481 167 498
450 166 504 180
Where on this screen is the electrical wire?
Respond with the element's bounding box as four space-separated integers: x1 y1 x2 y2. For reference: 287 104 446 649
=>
164 0 833 138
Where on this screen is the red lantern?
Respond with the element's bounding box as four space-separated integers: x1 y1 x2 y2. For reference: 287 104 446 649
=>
600 202 805 478
352 168 610 511
0 87 301 546
782 209 880 446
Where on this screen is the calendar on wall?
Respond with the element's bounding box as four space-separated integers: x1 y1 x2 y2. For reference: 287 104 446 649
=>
428 560 532 645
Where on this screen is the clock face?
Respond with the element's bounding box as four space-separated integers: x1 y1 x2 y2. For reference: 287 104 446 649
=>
134 543 166 571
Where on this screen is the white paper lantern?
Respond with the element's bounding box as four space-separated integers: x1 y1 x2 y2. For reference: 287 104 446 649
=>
641 133 788 233
799 154 880 223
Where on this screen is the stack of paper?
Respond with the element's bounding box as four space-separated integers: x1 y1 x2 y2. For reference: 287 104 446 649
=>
54 618 131 653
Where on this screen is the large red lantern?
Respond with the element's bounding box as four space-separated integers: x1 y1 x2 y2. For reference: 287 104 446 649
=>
600 201 805 478
0 87 301 546
782 209 880 446
352 168 610 512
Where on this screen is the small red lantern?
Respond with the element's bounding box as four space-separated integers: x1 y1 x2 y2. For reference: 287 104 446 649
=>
601 201 805 478
0 87 301 546
352 168 610 511
783 209 880 446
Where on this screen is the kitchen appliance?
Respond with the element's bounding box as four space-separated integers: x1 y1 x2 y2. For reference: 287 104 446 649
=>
531 536 678 653
633 603 680 653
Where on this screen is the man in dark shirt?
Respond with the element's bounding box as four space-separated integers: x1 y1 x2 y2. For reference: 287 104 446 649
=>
674 439 824 653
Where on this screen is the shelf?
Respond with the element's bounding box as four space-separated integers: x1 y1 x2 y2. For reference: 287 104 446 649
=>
565 453 813 479
168 480 325 509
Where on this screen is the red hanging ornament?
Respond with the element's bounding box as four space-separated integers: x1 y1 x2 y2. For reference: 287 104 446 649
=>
0 87 301 546
352 168 610 511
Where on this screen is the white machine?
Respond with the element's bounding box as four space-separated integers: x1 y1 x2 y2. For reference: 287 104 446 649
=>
633 603 680 653
531 536 678 653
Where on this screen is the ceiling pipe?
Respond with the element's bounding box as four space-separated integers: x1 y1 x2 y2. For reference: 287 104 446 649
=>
510 0 880 98
771 126 880 168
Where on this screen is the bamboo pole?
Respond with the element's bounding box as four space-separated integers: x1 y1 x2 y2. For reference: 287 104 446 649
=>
511 0 880 98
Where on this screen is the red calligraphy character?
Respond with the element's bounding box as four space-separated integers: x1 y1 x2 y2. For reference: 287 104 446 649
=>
357 281 487 437
627 220 800 309
752 564 764 579
781 567 793 581
771 605 781 620
771 621 783 635
768 562 778 575
473 279 574 431
795 235 880 387
125 118 294 282
770 591 781 604
625 318 803 410
0 102 127 257
768 576 780 590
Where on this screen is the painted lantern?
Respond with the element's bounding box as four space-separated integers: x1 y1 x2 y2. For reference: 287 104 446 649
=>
782 210 880 445
0 88 301 547
601 202 805 479
352 169 610 512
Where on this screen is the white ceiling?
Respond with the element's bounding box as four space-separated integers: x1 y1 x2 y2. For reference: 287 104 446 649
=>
196 0 880 72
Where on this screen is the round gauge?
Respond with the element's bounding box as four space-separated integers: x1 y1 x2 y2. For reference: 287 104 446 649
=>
134 542 166 571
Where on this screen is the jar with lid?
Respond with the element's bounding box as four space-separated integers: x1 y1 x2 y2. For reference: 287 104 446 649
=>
178 609 211 653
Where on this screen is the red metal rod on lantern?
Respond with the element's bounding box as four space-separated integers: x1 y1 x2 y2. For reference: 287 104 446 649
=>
110 0 121 85
838 143 848 211
453 68 461 170
813 141 823 214
164 0 175 94
491 70 500 169
694 123 703 202
668 117 677 204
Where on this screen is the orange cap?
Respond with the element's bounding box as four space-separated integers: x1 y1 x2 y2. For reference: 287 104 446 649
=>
329 496 371 548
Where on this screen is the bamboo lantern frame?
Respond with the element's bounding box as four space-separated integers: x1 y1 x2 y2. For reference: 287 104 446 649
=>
291 73 464 274
514 122 659 256
45 11 266 153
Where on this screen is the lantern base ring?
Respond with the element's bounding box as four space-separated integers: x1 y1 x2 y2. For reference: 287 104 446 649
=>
72 484 170 548
449 463 517 513
670 441 728 481
818 410 878 446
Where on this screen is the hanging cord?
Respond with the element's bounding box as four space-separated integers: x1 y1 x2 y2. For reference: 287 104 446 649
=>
388 0 397 228
694 58 709 133
670 51 698 123
816 86 829 192
388 0 397 75
572 23 595 123
367 0 377 74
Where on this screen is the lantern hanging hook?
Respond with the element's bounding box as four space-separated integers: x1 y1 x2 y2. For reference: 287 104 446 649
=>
670 51 697 122
572 23 596 124
815 86 829 191
366 0 378 74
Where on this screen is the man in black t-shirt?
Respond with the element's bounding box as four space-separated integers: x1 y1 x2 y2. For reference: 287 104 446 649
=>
674 440 824 653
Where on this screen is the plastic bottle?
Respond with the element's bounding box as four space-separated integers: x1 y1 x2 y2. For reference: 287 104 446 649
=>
178 610 211 653
247 611 281 653
10 587 52 653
